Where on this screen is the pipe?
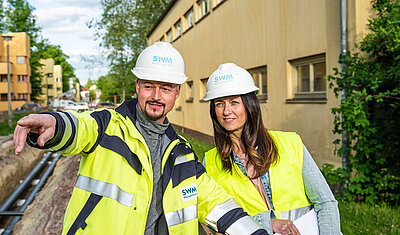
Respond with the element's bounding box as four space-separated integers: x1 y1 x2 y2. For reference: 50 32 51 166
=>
340 0 348 169
0 152 53 216
1 153 61 235
0 212 24 216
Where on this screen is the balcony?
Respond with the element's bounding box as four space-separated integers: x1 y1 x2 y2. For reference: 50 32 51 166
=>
0 62 14 74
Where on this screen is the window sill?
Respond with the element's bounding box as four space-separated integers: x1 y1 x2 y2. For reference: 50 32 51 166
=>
186 98 194 103
285 98 327 104
212 0 226 10
196 11 210 24
175 106 182 111
183 25 193 35
257 94 268 103
172 35 181 42
199 99 207 103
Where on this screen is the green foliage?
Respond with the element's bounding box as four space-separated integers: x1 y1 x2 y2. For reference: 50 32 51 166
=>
0 112 30 136
90 0 170 99
339 201 400 234
176 130 214 162
325 0 400 204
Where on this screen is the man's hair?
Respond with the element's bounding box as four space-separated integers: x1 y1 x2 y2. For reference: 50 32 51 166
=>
210 92 278 178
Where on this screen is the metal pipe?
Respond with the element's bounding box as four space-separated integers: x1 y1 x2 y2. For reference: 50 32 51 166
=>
0 212 24 216
1 153 61 235
0 152 52 213
340 0 348 169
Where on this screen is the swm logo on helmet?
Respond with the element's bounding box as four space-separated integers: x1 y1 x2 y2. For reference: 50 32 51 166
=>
152 55 173 67
214 73 234 84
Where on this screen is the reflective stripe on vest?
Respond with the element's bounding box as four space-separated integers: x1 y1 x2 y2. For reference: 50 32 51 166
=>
205 199 241 230
278 205 312 221
225 215 264 235
175 155 188 165
165 204 197 227
75 175 134 207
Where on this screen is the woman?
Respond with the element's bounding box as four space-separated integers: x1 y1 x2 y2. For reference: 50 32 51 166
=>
203 63 340 235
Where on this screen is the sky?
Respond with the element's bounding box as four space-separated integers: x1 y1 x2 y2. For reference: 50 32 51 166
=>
29 0 107 86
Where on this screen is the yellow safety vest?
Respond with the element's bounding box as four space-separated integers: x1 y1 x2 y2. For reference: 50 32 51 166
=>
34 99 265 235
205 131 311 219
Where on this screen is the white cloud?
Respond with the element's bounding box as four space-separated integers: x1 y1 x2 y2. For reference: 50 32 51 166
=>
29 0 108 83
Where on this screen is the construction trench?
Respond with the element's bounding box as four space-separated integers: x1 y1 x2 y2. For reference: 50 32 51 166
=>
0 136 80 234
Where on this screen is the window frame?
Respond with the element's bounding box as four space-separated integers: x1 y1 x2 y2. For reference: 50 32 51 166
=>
197 0 211 20
174 19 182 39
186 80 194 103
17 56 26 64
184 7 194 31
289 54 327 101
248 65 268 102
199 78 208 102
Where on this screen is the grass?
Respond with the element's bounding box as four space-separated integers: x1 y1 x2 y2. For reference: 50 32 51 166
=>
339 201 400 234
0 112 30 136
176 130 214 162
177 130 400 234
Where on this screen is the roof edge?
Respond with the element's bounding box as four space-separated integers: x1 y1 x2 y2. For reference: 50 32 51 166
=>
146 0 179 40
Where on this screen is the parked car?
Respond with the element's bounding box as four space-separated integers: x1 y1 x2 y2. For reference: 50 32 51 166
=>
63 101 89 113
13 103 41 114
96 102 115 109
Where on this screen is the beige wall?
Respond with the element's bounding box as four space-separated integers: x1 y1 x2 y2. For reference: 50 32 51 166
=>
54 65 63 98
148 0 371 167
0 32 31 111
39 58 55 106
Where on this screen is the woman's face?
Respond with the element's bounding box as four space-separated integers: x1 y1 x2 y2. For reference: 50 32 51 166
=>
214 95 247 136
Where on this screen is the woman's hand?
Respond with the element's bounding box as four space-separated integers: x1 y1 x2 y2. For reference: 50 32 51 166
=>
271 218 300 235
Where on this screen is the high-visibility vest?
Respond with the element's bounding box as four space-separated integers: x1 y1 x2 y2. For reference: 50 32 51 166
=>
35 99 265 235
205 131 311 219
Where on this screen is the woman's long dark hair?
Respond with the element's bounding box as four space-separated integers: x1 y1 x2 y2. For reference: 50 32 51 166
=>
210 92 278 178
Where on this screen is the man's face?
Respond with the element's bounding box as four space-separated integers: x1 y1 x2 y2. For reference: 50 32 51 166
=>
136 79 180 123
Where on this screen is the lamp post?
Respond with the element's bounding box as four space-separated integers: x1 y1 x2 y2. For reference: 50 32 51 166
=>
2 35 13 130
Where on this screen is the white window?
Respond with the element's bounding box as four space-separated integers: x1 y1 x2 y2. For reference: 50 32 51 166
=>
167 29 172 42
18 75 26 82
248 66 268 100
290 54 326 99
198 0 210 19
17 56 26 64
174 20 181 38
200 78 208 100
186 81 194 102
185 8 193 30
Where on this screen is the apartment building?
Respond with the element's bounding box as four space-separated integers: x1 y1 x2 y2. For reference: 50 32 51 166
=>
0 32 31 111
147 0 371 167
39 58 63 106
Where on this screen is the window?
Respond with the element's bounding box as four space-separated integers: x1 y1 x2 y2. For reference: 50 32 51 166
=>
57 87 61 91
198 0 210 19
47 84 53 89
17 93 27 100
18 75 27 82
167 29 172 42
1 94 7 101
186 81 194 102
17 56 26 64
56 78 62 82
200 78 208 100
290 54 326 100
185 8 193 31
160 36 165 42
248 66 268 100
46 73 53 78
174 20 181 38
1 75 8 82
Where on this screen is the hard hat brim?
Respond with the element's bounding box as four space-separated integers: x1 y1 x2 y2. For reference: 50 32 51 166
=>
203 87 259 101
131 67 187 85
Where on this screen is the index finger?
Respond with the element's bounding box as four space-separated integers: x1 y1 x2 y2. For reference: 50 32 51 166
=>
14 124 32 155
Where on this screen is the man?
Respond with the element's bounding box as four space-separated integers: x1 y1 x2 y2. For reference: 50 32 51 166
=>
14 42 269 235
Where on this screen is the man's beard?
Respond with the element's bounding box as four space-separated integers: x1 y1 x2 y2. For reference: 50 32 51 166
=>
144 101 165 121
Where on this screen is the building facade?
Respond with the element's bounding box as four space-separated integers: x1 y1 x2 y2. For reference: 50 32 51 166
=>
0 32 31 111
39 58 63 106
147 0 372 167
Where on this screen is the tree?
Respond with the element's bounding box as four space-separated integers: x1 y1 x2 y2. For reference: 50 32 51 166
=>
324 0 400 204
89 0 170 100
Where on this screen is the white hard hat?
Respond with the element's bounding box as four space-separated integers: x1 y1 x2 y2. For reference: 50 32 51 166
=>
203 63 259 101
131 42 187 84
